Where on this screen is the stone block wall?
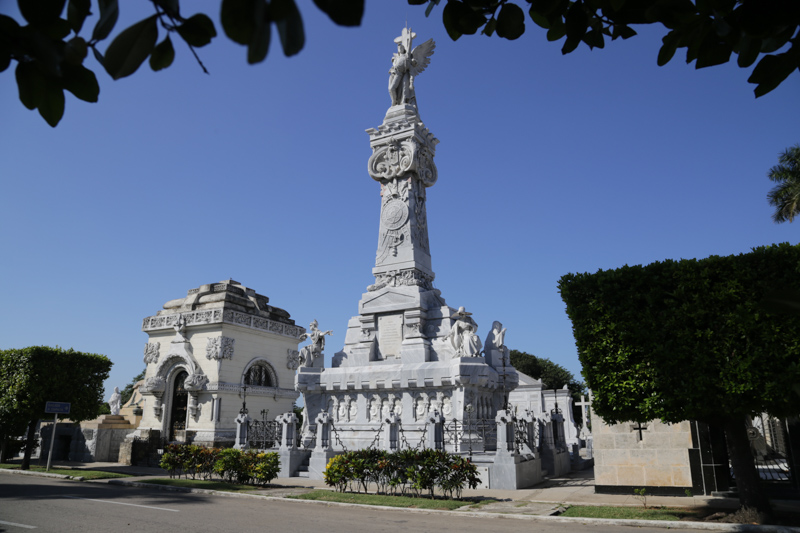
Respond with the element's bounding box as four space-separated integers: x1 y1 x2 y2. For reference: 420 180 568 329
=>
592 414 693 495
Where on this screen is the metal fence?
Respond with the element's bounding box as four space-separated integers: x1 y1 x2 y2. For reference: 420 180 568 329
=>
131 435 167 467
747 414 798 488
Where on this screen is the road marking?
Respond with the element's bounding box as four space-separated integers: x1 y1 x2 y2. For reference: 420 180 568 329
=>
0 519 37 529
63 495 179 512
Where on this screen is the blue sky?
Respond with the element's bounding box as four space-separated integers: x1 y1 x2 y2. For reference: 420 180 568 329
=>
1 1 798 401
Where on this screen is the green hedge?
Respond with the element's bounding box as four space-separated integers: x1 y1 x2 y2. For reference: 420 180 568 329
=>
323 449 480 499
159 444 279 486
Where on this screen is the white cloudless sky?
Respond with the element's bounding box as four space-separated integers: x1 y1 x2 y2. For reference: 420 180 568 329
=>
1 1 798 400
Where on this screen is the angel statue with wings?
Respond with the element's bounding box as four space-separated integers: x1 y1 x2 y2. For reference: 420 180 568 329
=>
298 319 332 368
388 27 435 107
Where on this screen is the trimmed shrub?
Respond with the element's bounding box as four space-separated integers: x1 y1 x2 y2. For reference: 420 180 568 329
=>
159 443 278 486
323 449 480 499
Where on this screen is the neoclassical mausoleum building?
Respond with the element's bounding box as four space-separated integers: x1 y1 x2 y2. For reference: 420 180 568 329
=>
134 279 304 447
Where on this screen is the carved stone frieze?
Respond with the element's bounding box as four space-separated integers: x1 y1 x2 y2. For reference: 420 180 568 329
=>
143 342 160 365
368 138 415 181
368 268 434 292
142 310 305 339
206 336 235 361
367 136 438 187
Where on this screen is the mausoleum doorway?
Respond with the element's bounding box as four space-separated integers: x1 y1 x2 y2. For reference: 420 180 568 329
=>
169 370 188 441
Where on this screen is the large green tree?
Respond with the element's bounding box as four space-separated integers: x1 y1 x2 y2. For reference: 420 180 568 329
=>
0 346 112 468
509 349 585 420
558 242 800 515
2 0 797 127
767 144 800 223
509 349 584 395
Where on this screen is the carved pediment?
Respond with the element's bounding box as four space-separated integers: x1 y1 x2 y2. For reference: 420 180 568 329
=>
360 289 419 314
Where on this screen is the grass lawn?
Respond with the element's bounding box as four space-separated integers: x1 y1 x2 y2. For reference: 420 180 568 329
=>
560 505 703 521
0 463 131 480
138 478 265 492
289 490 475 510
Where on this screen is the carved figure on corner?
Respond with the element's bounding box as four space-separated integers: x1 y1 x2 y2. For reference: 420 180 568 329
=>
108 386 121 415
484 320 510 368
299 319 333 368
446 307 482 357
388 27 435 107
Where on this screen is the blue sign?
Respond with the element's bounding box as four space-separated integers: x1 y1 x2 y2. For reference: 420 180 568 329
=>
45 402 71 414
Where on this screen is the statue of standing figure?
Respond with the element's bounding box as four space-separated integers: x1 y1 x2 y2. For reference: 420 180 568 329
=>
108 386 121 415
299 319 333 368
484 320 510 369
388 27 435 107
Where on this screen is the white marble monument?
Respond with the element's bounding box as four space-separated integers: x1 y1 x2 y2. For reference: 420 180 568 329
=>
295 29 543 488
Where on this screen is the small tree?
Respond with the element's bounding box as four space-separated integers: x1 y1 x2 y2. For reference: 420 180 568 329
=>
0 346 112 469
558 243 800 515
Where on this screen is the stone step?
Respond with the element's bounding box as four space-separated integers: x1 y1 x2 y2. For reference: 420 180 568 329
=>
296 471 309 478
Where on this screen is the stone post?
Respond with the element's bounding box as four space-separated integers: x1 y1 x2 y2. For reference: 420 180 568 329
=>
234 410 251 450
426 410 444 450
314 411 331 452
278 412 298 450
571 443 581 470
383 413 400 451
491 409 545 489
276 412 306 478
309 411 336 479
517 410 536 457
495 409 515 455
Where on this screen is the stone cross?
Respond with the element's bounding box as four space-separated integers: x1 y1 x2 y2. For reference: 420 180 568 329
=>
631 421 648 441
576 394 591 435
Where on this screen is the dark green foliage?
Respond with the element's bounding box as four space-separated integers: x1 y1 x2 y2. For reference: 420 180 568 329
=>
0 346 112 424
423 0 799 97
558 242 800 425
3 0 365 126
0 346 112 465
4 0 795 128
509 350 584 396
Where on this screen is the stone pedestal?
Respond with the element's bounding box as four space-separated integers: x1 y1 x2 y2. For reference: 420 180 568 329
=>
278 449 309 478
309 450 337 479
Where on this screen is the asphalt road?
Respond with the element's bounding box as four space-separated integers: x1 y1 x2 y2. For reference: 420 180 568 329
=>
0 475 701 533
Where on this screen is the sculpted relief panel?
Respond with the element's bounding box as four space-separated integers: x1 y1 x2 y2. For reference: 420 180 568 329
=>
143 342 160 365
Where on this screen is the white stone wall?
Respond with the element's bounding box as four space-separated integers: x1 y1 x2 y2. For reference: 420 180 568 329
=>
592 414 693 488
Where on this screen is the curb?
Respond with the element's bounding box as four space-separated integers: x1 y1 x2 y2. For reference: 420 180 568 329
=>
107 479 800 533
0 468 84 481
